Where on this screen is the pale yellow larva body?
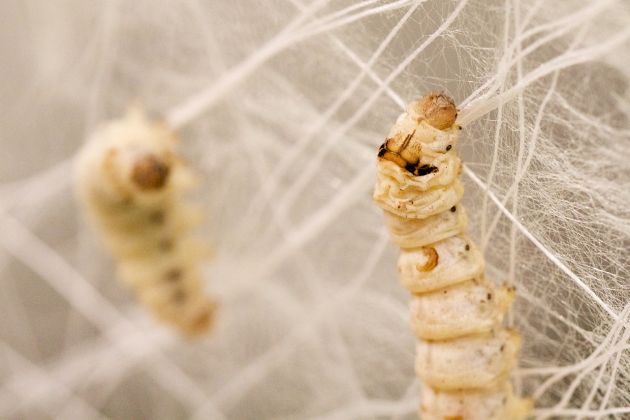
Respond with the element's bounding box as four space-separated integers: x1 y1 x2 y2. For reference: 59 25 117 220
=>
75 109 216 336
373 93 531 419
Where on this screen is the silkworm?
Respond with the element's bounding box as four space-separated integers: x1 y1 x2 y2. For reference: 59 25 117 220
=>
74 108 216 336
373 93 531 419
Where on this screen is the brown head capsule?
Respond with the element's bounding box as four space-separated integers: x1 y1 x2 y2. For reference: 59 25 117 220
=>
132 153 170 190
412 92 457 130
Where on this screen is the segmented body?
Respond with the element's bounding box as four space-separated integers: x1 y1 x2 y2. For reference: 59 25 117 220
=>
75 109 215 336
373 93 531 419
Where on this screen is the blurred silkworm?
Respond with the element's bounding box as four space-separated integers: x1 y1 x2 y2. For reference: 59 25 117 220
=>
74 108 216 336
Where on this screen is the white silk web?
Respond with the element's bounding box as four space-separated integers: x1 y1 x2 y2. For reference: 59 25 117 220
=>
0 0 629 419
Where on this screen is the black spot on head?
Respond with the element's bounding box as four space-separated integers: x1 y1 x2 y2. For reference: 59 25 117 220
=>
446 145 452 151
172 289 187 303
416 164 438 176
487 293 492 300
450 206 457 212
465 244 470 251
405 162 417 174
377 144 387 157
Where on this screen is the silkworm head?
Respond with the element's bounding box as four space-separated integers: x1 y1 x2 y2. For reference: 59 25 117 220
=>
412 92 457 130
131 153 170 190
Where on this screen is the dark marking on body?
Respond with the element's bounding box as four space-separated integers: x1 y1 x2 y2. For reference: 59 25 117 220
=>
165 268 182 282
405 162 417 173
400 130 416 152
149 210 165 224
378 144 387 157
159 238 174 252
415 164 438 176
119 196 134 207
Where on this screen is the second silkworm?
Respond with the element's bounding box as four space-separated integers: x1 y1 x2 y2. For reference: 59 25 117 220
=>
74 108 216 336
